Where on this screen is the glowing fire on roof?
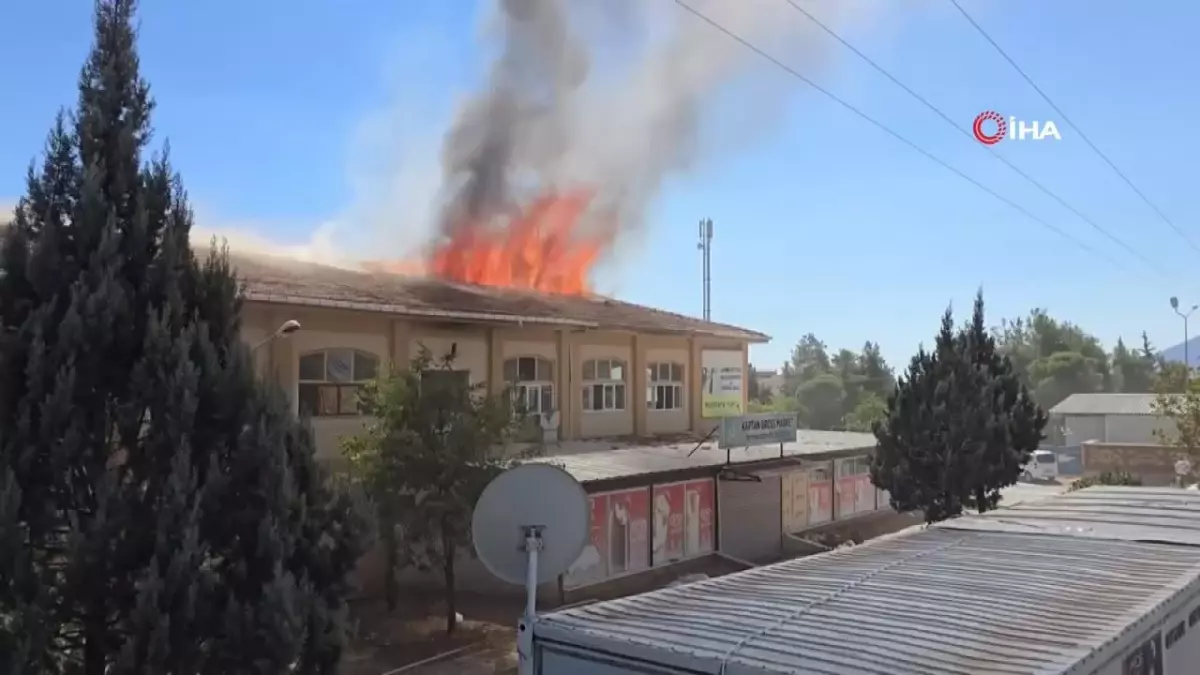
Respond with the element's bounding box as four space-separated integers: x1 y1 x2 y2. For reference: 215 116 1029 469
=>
365 190 607 295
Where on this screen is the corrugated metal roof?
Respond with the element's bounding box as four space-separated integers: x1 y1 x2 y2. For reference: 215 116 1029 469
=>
528 430 875 483
937 486 1200 546
1048 392 1162 416
535 487 1200 675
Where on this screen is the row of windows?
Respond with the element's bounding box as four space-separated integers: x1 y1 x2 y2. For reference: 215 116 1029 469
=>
295 350 689 417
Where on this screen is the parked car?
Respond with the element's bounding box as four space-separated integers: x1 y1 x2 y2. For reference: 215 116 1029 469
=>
1021 449 1059 482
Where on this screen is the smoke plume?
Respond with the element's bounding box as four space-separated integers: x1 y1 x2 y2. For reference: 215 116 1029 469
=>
434 0 861 259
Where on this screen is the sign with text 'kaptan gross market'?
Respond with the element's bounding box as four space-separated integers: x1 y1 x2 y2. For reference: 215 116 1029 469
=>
718 412 798 449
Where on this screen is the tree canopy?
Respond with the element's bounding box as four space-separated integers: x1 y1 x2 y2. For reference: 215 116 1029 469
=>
869 293 1047 524
757 307 1173 433
0 2 371 672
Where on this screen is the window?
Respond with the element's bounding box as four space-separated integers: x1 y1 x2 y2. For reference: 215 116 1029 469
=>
422 368 470 391
646 362 684 411
1190 604 1200 627
582 358 626 412
1166 622 1186 649
297 348 380 417
504 357 555 415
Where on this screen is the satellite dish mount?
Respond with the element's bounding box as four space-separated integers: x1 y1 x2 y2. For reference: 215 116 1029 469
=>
472 464 589 675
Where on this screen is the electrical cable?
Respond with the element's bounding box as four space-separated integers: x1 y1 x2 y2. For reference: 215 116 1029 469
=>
947 0 1200 258
780 0 1171 279
670 0 1129 273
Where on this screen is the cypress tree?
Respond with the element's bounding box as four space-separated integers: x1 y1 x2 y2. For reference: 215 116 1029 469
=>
871 292 1046 524
0 2 371 673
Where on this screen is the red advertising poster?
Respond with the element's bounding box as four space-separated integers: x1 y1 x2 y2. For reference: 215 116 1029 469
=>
855 475 875 513
606 488 650 575
836 477 858 519
564 493 609 588
682 479 715 556
652 483 685 566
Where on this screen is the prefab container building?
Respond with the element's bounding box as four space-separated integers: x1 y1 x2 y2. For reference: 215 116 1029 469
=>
532 487 1200 675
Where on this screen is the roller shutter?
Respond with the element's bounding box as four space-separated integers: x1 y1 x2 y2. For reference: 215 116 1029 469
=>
718 475 782 563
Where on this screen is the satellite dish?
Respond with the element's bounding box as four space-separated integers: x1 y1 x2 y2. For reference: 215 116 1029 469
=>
472 463 589 586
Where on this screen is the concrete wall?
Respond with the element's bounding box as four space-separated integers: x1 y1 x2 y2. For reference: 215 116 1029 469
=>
242 301 752 459
1063 415 1105 445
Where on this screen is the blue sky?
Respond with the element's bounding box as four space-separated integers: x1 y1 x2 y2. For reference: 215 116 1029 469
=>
2 0 1198 372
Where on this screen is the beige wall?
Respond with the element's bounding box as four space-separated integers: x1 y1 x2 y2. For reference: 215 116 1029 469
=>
242 301 753 458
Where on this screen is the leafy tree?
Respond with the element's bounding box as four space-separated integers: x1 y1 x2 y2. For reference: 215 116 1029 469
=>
843 393 887 433
1111 335 1157 393
994 308 1112 407
794 373 846 430
0 2 371 673
871 293 1046 524
343 348 518 634
1152 386 1200 479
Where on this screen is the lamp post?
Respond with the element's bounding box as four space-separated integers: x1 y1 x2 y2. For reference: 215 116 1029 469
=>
252 319 301 354
1171 297 1198 384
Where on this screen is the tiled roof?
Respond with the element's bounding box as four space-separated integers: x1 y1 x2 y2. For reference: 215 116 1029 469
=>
1048 392 1163 416
230 252 768 342
536 487 1200 675
529 430 876 483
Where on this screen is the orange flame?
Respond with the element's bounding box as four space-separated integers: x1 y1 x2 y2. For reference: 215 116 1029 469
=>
365 191 606 295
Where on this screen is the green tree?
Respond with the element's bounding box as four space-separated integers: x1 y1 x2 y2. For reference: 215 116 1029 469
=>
794 373 846 430
0 2 371 673
343 348 518 634
843 393 887 433
994 308 1112 407
1111 334 1157 393
871 293 1046 524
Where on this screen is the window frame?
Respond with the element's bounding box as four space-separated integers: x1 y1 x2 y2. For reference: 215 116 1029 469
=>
296 348 381 418
646 361 685 411
582 357 627 413
504 356 556 416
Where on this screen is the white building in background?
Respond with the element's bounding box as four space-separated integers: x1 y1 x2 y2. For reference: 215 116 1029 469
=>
1049 393 1176 446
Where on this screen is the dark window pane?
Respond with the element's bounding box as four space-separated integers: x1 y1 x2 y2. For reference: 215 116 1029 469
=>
663 385 675 410
299 353 325 381
614 384 626 410
326 348 354 382
582 385 592 410
583 360 596 380
354 352 378 381
593 384 605 409
517 357 537 382
503 359 518 382
298 383 320 415
671 364 683 382
674 385 683 409
540 386 554 414
603 384 614 409
317 385 340 416
597 360 611 380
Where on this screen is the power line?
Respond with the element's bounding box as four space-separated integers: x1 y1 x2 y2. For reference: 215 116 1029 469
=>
778 0 1169 280
670 0 1127 272
947 0 1200 258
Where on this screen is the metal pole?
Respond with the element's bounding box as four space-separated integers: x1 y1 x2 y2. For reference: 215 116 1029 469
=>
517 526 544 675
1186 316 1191 385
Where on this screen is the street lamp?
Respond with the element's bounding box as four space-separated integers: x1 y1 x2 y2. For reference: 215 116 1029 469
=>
1171 297 1198 381
252 319 301 354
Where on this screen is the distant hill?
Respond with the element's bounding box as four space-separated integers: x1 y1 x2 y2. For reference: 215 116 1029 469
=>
1160 336 1200 368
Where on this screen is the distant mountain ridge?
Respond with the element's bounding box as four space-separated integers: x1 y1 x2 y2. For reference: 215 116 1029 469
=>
1160 336 1200 368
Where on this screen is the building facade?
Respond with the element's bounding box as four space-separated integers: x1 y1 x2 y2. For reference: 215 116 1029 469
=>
1050 393 1175 446
234 252 768 459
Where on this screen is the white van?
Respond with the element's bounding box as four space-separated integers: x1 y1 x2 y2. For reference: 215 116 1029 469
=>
1021 449 1059 482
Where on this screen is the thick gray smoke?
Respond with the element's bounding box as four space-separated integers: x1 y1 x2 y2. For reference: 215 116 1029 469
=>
437 0 873 252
